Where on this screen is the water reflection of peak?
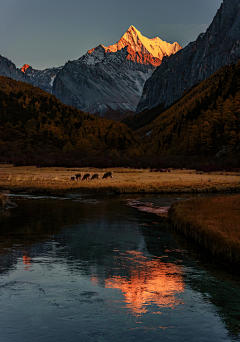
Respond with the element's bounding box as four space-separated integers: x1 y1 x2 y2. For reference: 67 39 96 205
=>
92 250 184 314
1 194 240 339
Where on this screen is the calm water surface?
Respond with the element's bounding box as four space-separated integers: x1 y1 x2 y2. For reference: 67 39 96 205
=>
0 193 240 342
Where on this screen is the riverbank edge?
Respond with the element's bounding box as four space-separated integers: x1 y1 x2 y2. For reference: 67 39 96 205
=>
167 198 240 265
0 193 17 213
0 183 240 196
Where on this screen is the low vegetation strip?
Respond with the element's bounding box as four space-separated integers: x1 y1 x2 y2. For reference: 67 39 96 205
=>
0 165 240 195
168 195 240 264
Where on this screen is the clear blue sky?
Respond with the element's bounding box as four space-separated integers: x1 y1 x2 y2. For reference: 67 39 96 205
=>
0 0 222 70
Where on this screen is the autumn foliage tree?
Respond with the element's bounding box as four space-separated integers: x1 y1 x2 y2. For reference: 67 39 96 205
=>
134 61 240 158
0 76 136 159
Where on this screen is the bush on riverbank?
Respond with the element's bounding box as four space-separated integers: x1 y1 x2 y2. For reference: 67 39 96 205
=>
168 195 240 264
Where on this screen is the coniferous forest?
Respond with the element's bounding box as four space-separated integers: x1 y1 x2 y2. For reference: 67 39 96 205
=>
132 61 240 159
0 76 137 166
0 60 240 169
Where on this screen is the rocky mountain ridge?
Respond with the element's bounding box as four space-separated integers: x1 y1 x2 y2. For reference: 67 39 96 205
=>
87 25 181 66
21 64 62 94
0 55 29 82
136 0 240 113
0 26 181 119
51 26 181 118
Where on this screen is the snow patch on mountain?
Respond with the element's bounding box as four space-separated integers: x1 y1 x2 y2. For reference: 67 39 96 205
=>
1 25 181 119
22 65 63 93
101 25 181 59
52 26 181 118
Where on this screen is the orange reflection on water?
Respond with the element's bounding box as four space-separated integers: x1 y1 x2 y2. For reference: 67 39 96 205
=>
104 251 184 314
23 252 32 271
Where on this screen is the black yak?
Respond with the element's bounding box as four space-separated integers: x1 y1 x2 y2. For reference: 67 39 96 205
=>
91 174 100 180
102 172 113 179
82 173 91 180
75 173 81 181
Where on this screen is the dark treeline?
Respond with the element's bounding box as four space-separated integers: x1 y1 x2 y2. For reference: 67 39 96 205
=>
0 153 239 172
0 60 240 169
0 76 136 159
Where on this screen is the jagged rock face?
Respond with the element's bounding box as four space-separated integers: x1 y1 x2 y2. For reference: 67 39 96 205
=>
21 64 62 94
0 55 29 82
52 26 181 117
137 0 240 113
88 26 181 67
53 46 156 116
0 57 61 94
0 26 181 118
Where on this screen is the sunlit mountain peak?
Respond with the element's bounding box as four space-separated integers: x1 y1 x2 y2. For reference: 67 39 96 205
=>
21 64 31 73
119 25 182 59
87 25 181 67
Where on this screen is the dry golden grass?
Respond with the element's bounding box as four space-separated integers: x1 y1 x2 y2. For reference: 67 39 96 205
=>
168 195 240 264
0 164 240 195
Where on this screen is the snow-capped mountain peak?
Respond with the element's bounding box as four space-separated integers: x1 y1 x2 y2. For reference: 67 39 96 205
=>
52 26 181 117
86 25 182 67
1 25 181 119
104 25 181 60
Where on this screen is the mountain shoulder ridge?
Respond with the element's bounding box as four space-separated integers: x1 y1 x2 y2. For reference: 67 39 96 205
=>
136 0 240 113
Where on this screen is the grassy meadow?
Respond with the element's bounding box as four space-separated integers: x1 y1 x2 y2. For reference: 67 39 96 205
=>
0 164 240 195
168 195 240 264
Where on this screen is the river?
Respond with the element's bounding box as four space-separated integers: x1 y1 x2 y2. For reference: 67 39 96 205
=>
0 193 240 342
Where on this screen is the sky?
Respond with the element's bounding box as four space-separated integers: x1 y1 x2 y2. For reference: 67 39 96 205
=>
0 0 223 70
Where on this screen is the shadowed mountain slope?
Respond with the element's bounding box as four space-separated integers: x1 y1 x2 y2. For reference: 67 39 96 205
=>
135 61 240 157
52 26 181 118
137 0 240 113
0 26 181 120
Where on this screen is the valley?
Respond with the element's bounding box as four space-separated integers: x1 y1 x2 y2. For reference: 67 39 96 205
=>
1 0 240 341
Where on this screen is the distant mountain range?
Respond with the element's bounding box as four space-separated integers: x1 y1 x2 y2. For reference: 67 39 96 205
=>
0 26 181 119
1 0 240 122
1 0 240 162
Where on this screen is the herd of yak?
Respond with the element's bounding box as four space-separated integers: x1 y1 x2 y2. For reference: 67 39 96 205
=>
70 171 113 181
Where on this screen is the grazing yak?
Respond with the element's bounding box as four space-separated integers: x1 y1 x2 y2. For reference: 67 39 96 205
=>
70 176 76 181
102 172 113 179
82 173 91 180
91 174 100 180
75 173 81 181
